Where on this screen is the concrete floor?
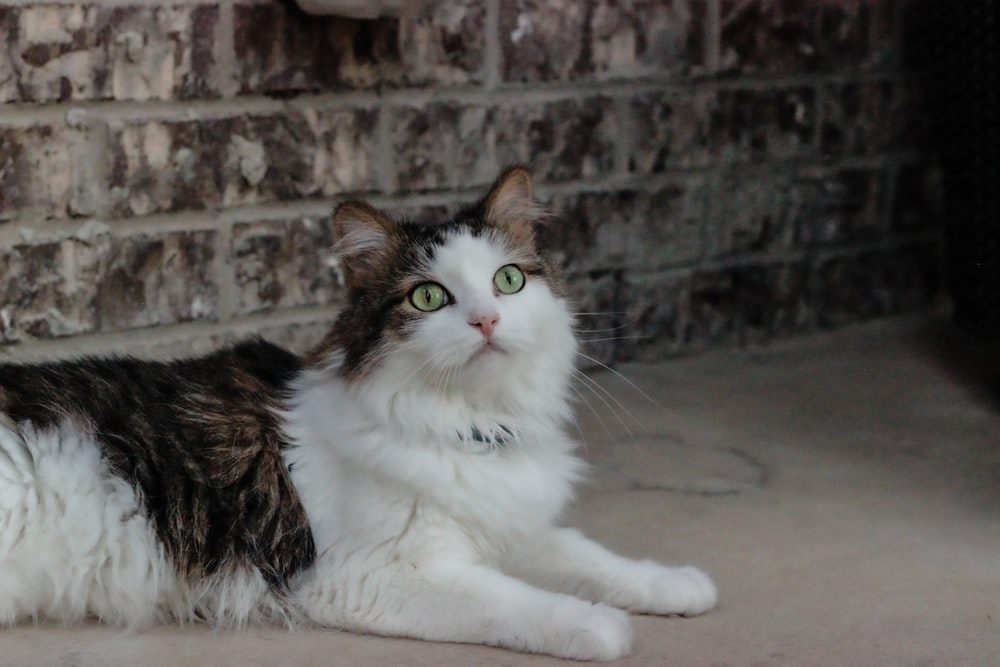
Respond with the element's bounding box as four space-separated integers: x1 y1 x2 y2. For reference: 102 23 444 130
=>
3 316 999 666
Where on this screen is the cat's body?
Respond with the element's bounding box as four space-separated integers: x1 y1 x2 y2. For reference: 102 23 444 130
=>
0 169 715 660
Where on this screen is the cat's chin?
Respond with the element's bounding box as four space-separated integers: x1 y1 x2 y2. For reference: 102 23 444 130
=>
469 341 505 361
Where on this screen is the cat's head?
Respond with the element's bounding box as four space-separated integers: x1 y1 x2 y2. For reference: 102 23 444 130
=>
309 168 575 409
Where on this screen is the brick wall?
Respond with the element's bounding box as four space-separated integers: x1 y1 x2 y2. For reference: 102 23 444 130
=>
0 0 942 364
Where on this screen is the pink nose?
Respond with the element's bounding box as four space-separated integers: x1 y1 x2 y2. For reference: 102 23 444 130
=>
469 313 499 339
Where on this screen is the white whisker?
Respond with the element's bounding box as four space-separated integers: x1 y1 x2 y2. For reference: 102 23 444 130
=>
566 384 606 456
578 335 649 344
393 346 445 390
574 369 664 447
575 351 678 420
571 370 636 445
573 322 633 334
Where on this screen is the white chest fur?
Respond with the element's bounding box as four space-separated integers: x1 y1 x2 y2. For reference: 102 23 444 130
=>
282 373 584 564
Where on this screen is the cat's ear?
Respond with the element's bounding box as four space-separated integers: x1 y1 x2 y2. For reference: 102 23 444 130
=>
332 201 396 289
483 167 546 247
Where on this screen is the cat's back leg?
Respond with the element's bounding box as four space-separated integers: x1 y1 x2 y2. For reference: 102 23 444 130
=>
0 417 171 627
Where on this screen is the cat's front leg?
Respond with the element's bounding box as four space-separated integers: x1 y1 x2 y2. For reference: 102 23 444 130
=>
296 558 634 660
503 527 717 617
299 564 635 660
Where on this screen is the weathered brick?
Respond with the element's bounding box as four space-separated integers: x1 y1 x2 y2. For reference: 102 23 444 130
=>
392 97 617 192
493 97 617 182
399 0 486 84
310 108 379 196
1 4 105 103
543 191 633 272
92 230 218 332
619 269 690 360
0 8 18 103
720 0 812 74
391 103 468 192
542 183 704 273
232 217 341 315
234 3 400 94
0 4 221 103
795 168 886 246
708 170 800 256
500 0 589 82
711 167 886 256
589 0 705 79
453 105 505 187
594 262 812 361
1 123 83 220
719 0 895 75
892 162 944 232
820 80 931 155
0 230 217 343
101 4 221 101
501 0 704 82
815 243 942 328
0 0 943 364
816 0 896 72
107 108 377 216
708 87 815 164
0 241 64 343
689 263 810 346
627 90 714 172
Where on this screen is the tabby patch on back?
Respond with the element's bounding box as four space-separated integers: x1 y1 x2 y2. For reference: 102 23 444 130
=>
0 168 716 660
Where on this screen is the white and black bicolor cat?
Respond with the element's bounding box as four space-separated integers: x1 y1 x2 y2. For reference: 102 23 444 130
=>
0 168 716 660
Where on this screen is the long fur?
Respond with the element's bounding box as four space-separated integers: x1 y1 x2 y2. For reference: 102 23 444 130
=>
0 169 716 660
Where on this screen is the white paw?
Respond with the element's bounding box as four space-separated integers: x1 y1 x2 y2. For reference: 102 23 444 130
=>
550 599 634 661
634 563 718 617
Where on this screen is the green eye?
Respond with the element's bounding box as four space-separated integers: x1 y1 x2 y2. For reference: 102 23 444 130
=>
493 264 525 295
409 282 449 312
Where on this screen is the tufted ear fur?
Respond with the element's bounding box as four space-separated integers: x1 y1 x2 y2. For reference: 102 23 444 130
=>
482 167 546 250
332 201 397 290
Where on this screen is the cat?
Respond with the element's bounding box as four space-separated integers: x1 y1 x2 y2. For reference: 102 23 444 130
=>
0 168 716 660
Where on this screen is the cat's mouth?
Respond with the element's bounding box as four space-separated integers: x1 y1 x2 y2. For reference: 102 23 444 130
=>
471 340 505 360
